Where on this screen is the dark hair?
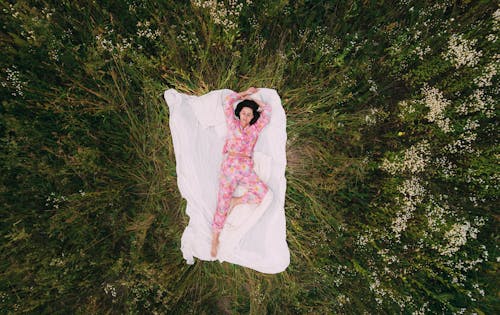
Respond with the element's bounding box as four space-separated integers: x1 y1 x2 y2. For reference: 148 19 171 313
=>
235 100 260 125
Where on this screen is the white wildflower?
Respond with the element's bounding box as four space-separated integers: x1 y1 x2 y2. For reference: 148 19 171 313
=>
41 7 55 20
473 62 498 88
136 20 161 40
426 197 451 232
337 294 350 306
421 84 453 133
2 65 27 97
191 0 245 31
391 177 426 238
356 232 371 247
103 283 117 298
443 129 478 155
95 34 114 53
442 34 483 69
48 48 59 61
434 155 456 178
493 8 500 31
486 33 497 42
415 45 431 60
439 219 480 256
456 89 495 118
397 99 418 121
368 79 378 93
365 107 386 126
412 302 430 315
380 140 431 175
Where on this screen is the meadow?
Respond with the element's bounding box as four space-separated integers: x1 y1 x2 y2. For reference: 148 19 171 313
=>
1 0 498 314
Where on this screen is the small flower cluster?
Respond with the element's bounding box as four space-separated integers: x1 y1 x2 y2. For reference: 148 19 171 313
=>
397 99 417 121
3 3 20 19
473 62 498 88
368 271 402 306
300 25 340 66
433 155 456 178
442 118 481 156
191 0 250 31
48 49 59 61
464 117 480 132
391 177 427 238
45 192 67 209
368 274 384 304
248 15 259 29
443 133 478 155
391 177 426 239
95 32 113 52
175 21 200 48
95 27 132 54
486 33 497 42
355 230 373 248
47 40 60 62
420 84 453 133
465 168 498 197
456 89 495 118
136 21 161 40
414 45 431 60
41 7 55 20
438 218 481 256
332 264 352 287
49 253 66 267
378 248 399 266
445 245 489 290
442 34 483 69
411 302 430 315
368 79 378 93
254 33 267 50
103 282 117 301
380 140 431 175
336 294 350 306
365 107 380 125
493 8 500 32
426 195 452 232
1 65 27 97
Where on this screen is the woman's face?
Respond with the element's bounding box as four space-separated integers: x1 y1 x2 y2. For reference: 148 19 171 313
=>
239 107 254 128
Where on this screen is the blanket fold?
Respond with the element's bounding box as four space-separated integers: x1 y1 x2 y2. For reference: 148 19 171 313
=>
164 88 289 274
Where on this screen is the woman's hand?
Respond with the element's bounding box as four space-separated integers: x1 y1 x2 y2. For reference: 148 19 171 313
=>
237 87 258 99
245 87 258 95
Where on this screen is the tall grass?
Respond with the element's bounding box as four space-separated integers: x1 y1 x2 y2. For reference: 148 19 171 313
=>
1 0 498 314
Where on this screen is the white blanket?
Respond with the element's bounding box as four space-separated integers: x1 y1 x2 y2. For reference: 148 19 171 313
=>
164 88 290 274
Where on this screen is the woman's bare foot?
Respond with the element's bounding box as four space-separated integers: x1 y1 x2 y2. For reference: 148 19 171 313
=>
211 232 220 257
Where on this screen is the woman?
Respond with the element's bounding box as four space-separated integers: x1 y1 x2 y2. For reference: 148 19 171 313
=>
211 87 272 257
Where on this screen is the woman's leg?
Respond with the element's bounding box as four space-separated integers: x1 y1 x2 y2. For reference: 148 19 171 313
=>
212 171 238 233
239 169 268 205
211 158 240 256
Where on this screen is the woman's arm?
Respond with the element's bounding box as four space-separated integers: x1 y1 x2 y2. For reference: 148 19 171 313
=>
248 96 272 132
224 91 242 127
235 87 258 99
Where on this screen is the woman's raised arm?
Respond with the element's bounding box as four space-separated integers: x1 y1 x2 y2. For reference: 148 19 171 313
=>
251 97 272 132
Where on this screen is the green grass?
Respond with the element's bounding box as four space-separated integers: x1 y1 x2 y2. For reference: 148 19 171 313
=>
1 0 498 314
